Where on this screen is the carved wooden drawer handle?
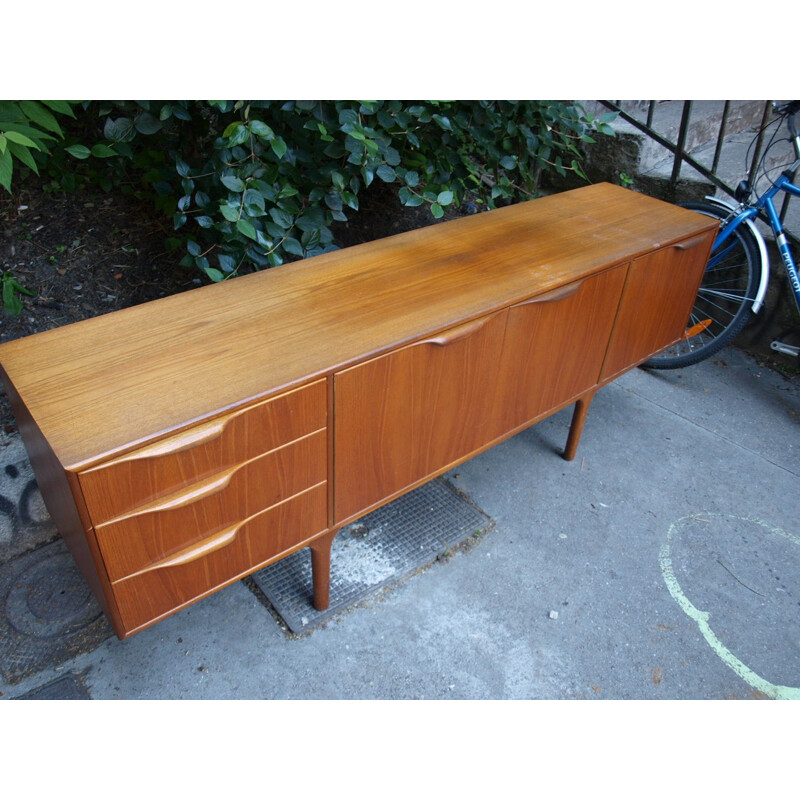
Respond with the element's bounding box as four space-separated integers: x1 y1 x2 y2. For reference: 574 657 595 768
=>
674 233 711 251
96 408 247 469
421 313 497 347
512 281 583 308
121 522 241 580
98 465 240 527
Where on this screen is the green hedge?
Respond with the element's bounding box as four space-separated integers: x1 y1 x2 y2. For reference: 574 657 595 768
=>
4 100 617 283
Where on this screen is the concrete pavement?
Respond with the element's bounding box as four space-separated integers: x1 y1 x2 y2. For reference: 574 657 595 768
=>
1 347 798 700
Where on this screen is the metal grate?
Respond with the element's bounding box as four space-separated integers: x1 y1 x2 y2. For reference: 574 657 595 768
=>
16 672 91 700
250 478 492 634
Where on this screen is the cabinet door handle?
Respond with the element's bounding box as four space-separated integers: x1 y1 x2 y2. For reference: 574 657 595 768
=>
513 280 583 308
674 233 711 251
421 313 497 347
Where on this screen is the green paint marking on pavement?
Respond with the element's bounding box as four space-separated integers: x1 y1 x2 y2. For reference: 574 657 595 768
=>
660 513 800 701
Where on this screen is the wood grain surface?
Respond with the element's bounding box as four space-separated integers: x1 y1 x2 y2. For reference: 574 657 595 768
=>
78 379 326 523
0 183 716 470
94 429 326 582
600 232 715 381
111 481 328 634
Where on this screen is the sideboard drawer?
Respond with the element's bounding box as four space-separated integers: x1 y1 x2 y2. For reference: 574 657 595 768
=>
79 379 327 525
110 481 328 634
94 429 327 582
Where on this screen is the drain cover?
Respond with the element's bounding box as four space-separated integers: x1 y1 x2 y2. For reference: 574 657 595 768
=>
250 478 492 633
16 672 91 700
0 539 112 684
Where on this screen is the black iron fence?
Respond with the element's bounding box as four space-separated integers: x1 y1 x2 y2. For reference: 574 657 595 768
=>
598 100 798 243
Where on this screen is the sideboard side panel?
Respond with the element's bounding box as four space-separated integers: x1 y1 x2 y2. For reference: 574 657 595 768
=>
0 367 125 636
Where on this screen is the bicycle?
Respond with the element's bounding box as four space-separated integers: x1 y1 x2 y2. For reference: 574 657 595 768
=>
644 100 800 369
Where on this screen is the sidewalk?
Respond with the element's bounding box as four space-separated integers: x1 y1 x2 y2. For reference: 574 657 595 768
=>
1 347 798 700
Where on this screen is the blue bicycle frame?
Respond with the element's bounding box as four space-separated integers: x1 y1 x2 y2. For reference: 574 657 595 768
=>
712 161 800 318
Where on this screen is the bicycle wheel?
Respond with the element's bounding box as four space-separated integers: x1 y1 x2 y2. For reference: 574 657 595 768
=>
643 201 762 369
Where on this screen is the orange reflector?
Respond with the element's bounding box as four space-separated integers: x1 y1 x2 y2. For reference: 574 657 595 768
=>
683 319 712 339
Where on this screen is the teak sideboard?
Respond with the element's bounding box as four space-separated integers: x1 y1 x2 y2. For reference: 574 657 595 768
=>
0 183 716 639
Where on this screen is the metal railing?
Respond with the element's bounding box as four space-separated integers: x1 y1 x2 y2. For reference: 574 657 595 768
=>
598 100 798 243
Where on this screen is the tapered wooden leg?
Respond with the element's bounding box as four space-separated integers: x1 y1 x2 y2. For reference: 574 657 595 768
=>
309 528 339 611
564 389 598 461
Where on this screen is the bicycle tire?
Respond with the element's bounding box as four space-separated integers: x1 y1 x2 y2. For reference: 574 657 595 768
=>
643 201 762 369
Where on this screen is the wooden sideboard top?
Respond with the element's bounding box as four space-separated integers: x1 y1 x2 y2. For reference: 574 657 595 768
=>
0 182 716 470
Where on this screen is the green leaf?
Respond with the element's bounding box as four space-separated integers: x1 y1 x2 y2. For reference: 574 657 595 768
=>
134 112 162 135
431 203 444 219
433 114 452 131
0 149 12 192
104 117 135 142
243 188 265 211
269 207 294 229
221 175 245 192
91 143 116 158
65 144 91 159
236 218 257 240
41 100 76 118
218 254 237 273
4 130 40 149
271 138 288 159
0 135 5 155
3 280 23 316
8 276 35 296
249 120 274 139
324 191 342 211
571 159 588 181
283 237 304 257
204 266 225 282
398 186 423 207
196 215 214 228
376 164 396 182
187 240 202 256
19 101 63 136
295 207 326 232
224 123 249 147
220 202 240 222
437 191 454 206
7 141 39 173
331 171 346 191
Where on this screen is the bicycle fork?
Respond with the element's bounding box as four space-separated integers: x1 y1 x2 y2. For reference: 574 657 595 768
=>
769 228 800 359
766 176 800 361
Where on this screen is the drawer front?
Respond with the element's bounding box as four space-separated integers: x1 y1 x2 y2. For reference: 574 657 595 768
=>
95 430 326 582
495 265 628 430
334 309 508 523
600 231 715 381
79 379 326 525
111 481 328 634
